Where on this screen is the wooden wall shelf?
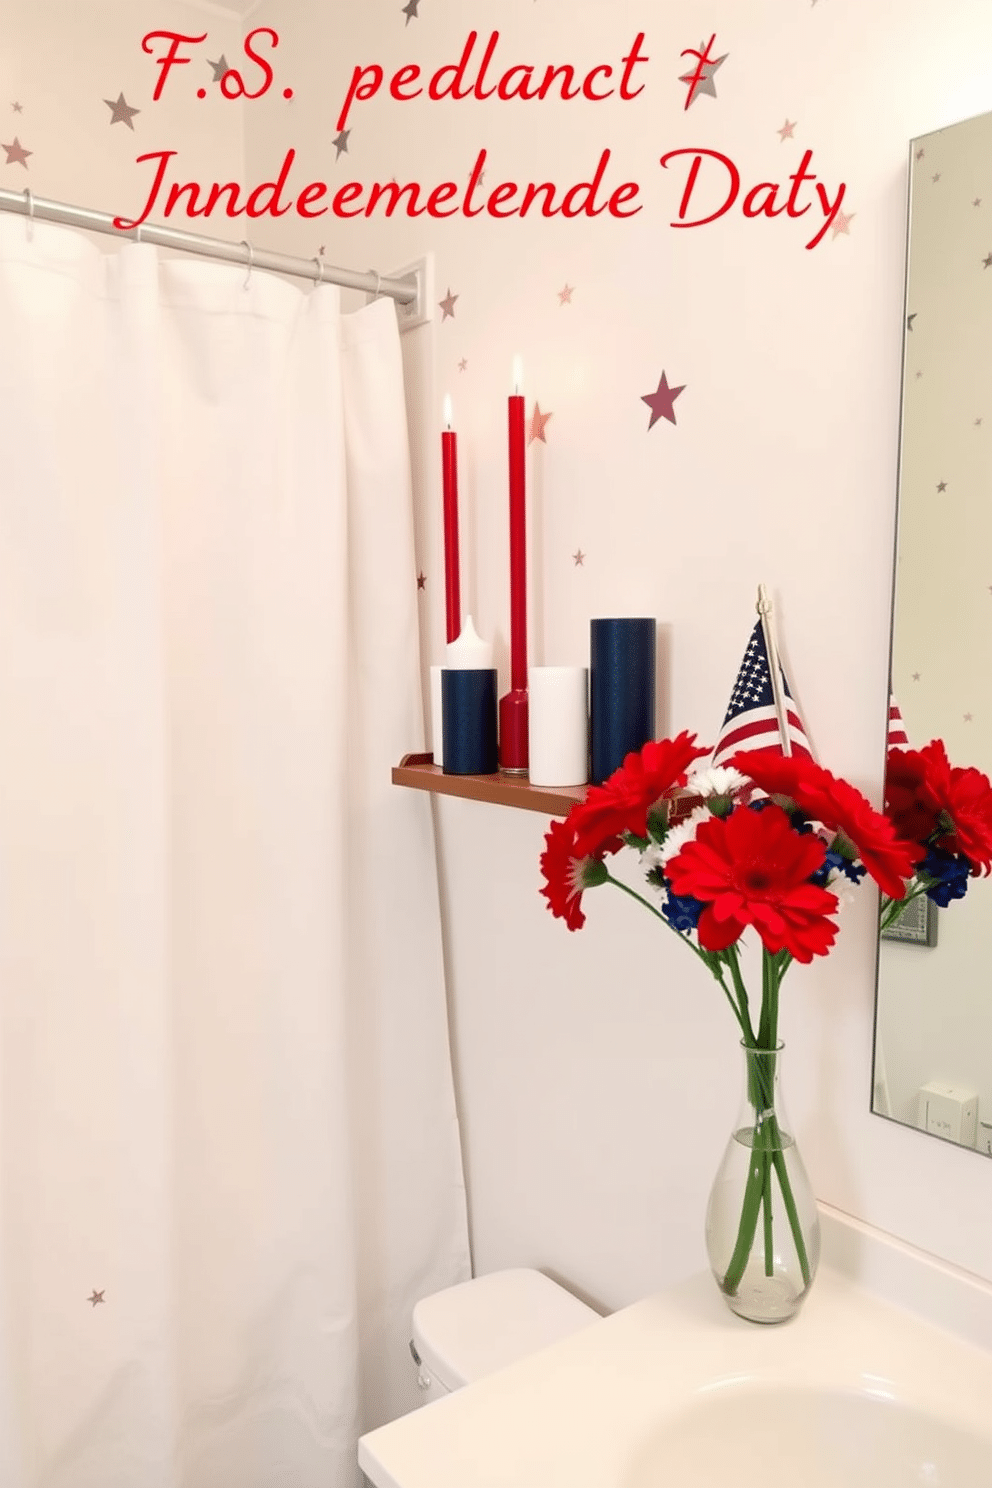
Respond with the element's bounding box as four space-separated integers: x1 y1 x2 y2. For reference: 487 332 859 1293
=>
392 753 587 817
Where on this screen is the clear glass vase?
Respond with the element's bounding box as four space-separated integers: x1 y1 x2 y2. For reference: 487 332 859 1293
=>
705 1042 820 1324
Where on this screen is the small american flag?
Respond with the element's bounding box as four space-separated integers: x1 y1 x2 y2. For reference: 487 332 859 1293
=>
712 620 814 765
887 695 909 747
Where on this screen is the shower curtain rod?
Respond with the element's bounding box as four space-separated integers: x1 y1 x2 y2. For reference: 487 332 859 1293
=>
0 187 417 305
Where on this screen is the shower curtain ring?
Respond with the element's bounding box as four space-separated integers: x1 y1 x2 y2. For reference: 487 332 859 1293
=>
240 239 254 289
313 256 325 286
368 269 382 299
23 188 34 242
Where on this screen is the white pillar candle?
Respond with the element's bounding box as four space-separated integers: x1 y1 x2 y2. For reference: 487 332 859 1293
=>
446 614 493 670
430 665 445 769
528 666 589 787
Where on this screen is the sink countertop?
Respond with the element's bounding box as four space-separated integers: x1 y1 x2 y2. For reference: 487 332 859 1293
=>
359 1264 992 1488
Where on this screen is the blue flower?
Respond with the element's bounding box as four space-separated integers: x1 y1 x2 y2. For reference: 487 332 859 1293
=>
662 890 706 933
919 847 972 907
809 848 867 888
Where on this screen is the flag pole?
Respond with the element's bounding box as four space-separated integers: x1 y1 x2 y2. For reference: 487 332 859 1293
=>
756 583 792 757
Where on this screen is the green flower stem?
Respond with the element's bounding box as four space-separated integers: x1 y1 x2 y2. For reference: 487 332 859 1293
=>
767 952 783 1050
722 1123 769 1295
602 873 748 1036
761 1147 774 1277
723 945 758 1048
758 954 772 1050
771 1134 812 1286
721 1020 811 1297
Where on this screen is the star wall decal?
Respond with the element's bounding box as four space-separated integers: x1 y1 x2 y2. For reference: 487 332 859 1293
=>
976 417 983 426
907 313 916 331
983 252 992 268
402 0 420 21
641 371 685 429
678 37 727 108
965 713 973 723
417 571 426 590
777 120 796 141
207 56 229 82
438 288 458 319
573 549 586 566
105 92 139 128
936 480 947 492
332 129 350 159
915 147 925 160
975 199 982 207
11 102 23 113
558 284 574 304
1 137 31 167
529 404 553 443
912 672 921 681
831 209 855 237
932 173 941 183
88 1290 105 1307
458 358 468 372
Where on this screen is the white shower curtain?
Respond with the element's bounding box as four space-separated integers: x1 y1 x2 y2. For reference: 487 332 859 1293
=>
0 215 470 1487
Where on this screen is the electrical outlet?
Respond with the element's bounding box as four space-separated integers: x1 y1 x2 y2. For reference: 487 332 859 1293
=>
916 1083 978 1147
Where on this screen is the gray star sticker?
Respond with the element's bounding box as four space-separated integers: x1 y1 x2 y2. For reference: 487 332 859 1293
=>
680 44 728 106
1 137 31 167
333 129 350 159
105 92 139 129
207 56 229 83
402 0 420 20
907 313 916 331
984 252 992 269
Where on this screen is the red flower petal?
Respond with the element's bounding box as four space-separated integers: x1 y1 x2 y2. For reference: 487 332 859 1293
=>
667 804 837 962
572 732 711 856
732 748 915 900
539 817 622 931
887 741 992 875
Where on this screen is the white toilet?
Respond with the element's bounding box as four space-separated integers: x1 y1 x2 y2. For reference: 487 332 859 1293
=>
361 1268 599 1485
410 1267 600 1402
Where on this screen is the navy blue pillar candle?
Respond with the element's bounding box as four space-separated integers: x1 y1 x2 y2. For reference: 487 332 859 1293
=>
442 668 499 775
590 618 656 783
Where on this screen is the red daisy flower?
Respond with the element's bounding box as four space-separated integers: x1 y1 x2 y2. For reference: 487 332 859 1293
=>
885 747 939 854
666 804 838 963
539 816 620 931
888 740 992 874
572 732 711 857
731 748 915 900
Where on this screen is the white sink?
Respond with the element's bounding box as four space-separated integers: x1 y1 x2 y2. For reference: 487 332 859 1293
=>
360 1214 992 1488
625 1384 992 1488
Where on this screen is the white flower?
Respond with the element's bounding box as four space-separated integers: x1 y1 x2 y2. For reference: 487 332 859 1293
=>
824 872 857 913
656 806 710 866
686 764 747 799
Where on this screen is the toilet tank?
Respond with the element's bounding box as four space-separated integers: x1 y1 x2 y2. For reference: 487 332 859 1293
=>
410 1268 599 1403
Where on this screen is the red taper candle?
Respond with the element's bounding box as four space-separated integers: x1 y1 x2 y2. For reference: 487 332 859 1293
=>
499 356 529 772
441 395 461 645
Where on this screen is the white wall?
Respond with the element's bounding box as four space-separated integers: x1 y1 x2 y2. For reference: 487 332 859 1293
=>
0 0 245 224
13 0 992 1308
239 0 992 1305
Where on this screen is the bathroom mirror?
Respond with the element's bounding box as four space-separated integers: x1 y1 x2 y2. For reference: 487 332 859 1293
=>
872 107 992 1157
